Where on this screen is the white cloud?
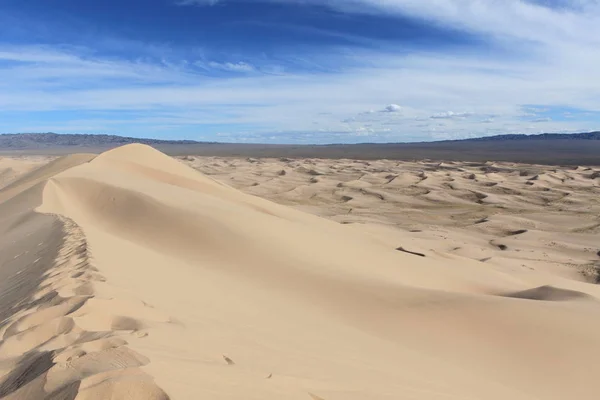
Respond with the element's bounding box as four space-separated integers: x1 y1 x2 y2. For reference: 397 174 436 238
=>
430 111 473 119
382 104 402 113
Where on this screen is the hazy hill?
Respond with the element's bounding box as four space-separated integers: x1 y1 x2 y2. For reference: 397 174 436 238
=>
0 133 205 149
459 131 600 141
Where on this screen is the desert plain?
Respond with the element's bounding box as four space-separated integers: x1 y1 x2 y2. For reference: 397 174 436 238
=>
1 144 599 399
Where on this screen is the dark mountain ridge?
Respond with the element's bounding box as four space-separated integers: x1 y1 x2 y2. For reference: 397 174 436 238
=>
0 133 208 149
458 131 600 142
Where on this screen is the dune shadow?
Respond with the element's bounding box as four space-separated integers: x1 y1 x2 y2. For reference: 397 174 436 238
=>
502 285 594 302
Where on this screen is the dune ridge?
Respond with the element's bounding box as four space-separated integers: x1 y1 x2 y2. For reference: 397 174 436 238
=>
1 144 600 399
0 216 168 399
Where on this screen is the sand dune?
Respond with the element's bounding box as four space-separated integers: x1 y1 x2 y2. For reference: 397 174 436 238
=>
0 156 53 191
187 156 600 282
1 145 600 399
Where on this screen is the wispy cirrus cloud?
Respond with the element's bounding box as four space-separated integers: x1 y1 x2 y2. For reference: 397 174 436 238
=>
175 0 220 5
196 60 256 73
176 0 600 53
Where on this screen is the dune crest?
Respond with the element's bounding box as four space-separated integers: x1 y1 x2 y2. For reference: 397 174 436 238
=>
1 144 599 399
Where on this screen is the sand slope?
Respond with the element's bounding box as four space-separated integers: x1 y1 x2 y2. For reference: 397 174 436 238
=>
1 145 600 399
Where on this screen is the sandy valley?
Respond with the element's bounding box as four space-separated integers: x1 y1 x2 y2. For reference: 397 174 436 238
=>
1 146 599 399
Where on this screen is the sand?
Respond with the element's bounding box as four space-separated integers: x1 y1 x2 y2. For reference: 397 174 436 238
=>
0 145 599 399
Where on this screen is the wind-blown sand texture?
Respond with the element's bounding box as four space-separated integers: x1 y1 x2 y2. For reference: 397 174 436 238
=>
0 145 599 399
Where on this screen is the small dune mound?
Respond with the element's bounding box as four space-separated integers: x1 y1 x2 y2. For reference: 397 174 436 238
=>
472 191 488 201
480 166 503 174
480 182 498 187
296 166 325 176
359 189 385 200
504 286 594 302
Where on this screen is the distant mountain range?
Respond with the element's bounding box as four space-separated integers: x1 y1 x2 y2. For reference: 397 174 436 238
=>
458 131 600 142
0 133 213 150
0 133 208 149
2 131 600 165
0 131 599 149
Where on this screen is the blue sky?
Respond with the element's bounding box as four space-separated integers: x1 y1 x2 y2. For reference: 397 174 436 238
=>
1 0 600 143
